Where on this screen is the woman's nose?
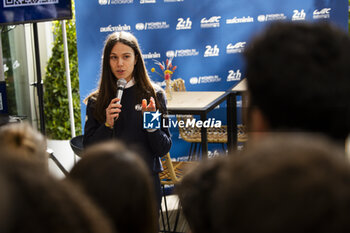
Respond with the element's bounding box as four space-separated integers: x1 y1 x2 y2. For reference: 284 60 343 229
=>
117 59 123 66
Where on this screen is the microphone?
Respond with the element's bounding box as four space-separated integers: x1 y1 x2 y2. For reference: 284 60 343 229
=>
116 78 127 104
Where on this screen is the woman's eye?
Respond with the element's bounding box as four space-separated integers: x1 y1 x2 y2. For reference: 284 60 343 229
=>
110 56 117 60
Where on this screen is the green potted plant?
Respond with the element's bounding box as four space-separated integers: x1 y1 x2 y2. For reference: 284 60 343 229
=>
44 18 81 140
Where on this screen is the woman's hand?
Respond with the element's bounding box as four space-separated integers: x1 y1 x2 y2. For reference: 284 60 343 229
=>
142 97 156 113
105 98 122 128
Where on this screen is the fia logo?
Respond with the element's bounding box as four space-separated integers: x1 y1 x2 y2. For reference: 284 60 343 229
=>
227 69 242 82
143 110 161 129
292 10 306 21
176 18 192 30
204 45 219 57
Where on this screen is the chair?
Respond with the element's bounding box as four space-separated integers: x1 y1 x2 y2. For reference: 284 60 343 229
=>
170 78 248 159
69 135 84 157
47 148 69 176
159 153 196 233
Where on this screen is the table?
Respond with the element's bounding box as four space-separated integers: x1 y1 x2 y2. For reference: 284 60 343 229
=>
231 78 247 92
167 91 230 158
227 78 248 153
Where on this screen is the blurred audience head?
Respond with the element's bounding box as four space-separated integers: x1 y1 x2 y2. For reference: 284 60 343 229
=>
244 22 350 144
0 122 48 170
0 156 115 233
67 141 158 233
213 133 350 233
177 158 225 233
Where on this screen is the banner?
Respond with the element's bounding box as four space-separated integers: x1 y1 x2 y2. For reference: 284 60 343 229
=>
0 0 72 25
75 0 348 158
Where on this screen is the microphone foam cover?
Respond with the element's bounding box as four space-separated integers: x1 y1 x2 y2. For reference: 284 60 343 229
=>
117 78 127 88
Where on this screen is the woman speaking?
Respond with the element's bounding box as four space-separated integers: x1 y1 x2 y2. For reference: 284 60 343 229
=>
83 31 172 206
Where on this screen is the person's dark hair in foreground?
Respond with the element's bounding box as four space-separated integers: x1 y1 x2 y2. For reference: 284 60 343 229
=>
244 22 350 144
213 134 350 233
0 156 115 233
67 141 158 233
176 158 224 233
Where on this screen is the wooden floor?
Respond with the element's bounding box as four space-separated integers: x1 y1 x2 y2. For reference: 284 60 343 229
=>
159 194 189 233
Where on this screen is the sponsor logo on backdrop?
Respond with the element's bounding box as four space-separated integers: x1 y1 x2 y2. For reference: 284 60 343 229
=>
4 0 58 7
292 9 306 21
176 18 192 30
98 0 133 5
226 16 254 24
257 13 287 22
143 52 161 59
313 8 331 19
166 49 199 57
135 22 170 30
190 75 221 85
143 111 222 129
204 45 220 57
140 0 156 3
164 0 184 2
100 24 131 32
200 16 221 28
226 42 246 54
227 69 242 82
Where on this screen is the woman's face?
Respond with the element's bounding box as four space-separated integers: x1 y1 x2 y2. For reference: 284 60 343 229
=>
109 42 137 82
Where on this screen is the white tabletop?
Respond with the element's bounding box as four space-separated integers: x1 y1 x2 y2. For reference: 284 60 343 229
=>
231 78 247 92
167 91 226 111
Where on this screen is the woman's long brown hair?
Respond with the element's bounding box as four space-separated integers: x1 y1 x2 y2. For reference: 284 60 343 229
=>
85 31 165 123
